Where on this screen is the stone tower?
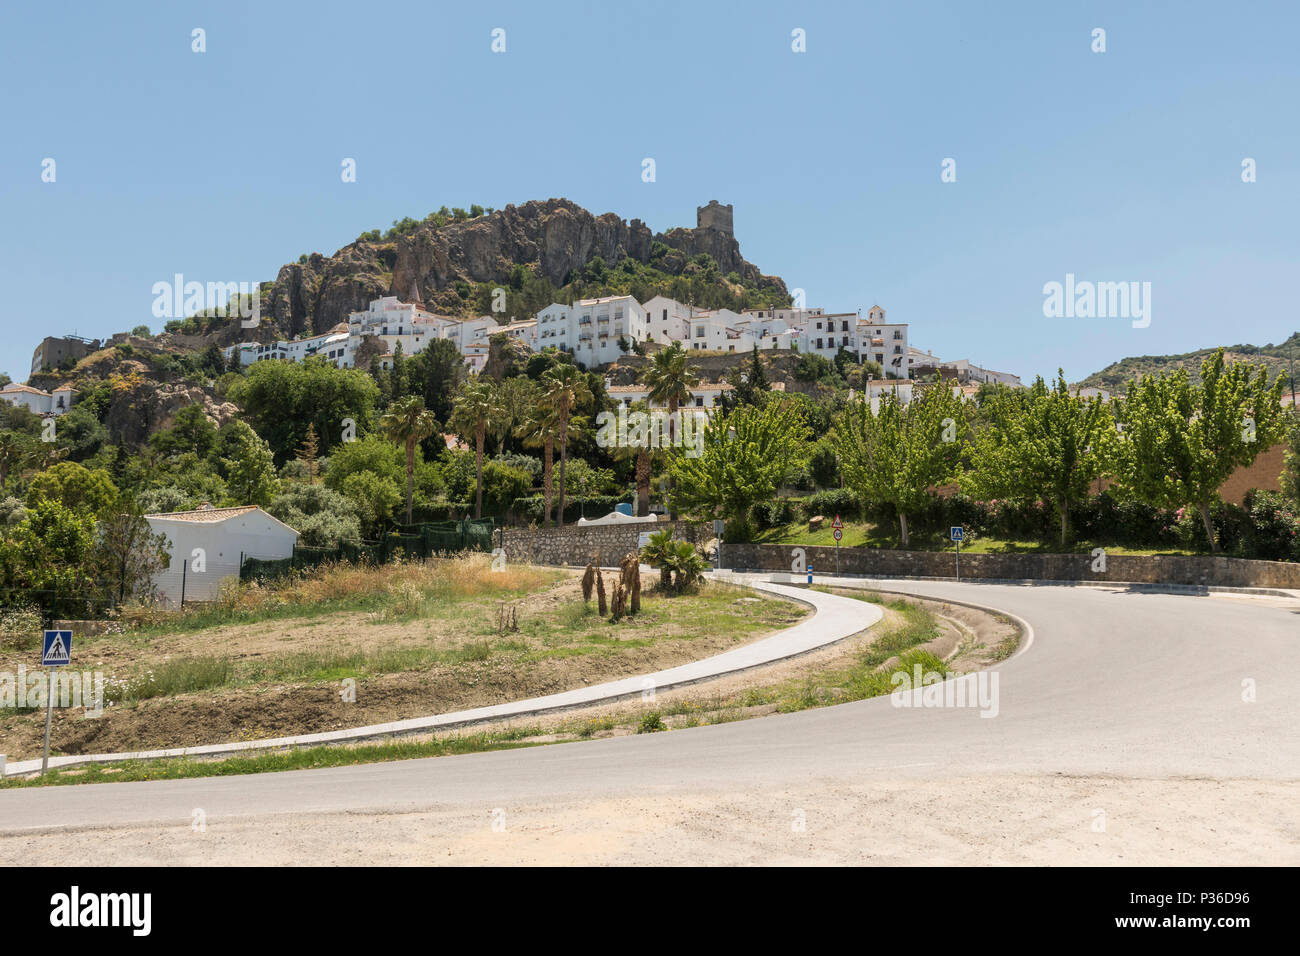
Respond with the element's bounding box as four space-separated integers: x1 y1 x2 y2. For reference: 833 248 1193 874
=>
696 200 734 236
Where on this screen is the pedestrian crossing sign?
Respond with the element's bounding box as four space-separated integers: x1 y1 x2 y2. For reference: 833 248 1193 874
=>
42 630 72 667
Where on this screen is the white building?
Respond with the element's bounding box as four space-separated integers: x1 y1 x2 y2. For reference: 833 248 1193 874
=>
854 305 909 375
0 383 78 416
606 381 734 411
144 504 299 606
535 295 647 366
225 324 354 368
641 295 696 344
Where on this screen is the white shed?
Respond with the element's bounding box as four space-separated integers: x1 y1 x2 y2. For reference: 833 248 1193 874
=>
144 504 299 605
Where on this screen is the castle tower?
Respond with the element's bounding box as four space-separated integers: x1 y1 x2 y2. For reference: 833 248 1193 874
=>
696 200 734 237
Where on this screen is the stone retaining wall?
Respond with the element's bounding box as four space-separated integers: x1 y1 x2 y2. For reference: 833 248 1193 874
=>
501 520 705 568
720 543 1300 590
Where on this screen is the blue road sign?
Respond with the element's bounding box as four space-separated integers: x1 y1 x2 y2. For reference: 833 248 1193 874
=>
950 526 964 542
42 630 72 667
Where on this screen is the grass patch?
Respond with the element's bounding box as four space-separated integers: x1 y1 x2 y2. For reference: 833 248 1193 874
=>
755 520 1198 556
106 656 233 702
0 732 552 789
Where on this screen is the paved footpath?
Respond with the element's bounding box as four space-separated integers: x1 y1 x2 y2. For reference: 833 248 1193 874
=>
1 575 880 777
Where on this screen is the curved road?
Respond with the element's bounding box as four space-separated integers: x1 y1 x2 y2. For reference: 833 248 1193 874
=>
2 578 1297 864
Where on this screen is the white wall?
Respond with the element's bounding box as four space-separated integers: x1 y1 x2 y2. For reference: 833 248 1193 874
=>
146 510 298 606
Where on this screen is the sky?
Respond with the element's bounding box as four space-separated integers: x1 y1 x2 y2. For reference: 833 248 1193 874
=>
1 0 1297 385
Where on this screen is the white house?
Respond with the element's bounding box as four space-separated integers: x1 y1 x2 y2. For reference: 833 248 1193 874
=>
144 504 299 606
0 383 78 416
606 381 734 411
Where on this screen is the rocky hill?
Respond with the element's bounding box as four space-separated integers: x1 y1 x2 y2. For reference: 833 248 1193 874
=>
1078 332 1300 394
243 198 790 343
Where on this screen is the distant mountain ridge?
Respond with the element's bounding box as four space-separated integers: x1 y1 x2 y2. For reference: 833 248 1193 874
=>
1078 332 1300 394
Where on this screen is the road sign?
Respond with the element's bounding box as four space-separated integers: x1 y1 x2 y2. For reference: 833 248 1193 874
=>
42 630 71 667
833 528 843 542
40 630 72 776
950 526 964 542
831 514 843 531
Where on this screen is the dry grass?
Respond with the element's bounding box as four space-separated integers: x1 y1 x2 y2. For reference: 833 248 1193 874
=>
124 553 560 633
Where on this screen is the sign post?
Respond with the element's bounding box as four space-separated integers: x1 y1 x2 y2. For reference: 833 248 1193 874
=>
40 630 72 775
831 514 843 576
950 526 964 582
807 563 813 586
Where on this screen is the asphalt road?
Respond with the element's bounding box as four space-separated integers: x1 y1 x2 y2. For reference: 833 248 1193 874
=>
1 579 1297 862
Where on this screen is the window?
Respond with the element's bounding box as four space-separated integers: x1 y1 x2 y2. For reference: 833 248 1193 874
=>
816 322 822 330
841 321 848 332
662 309 667 320
842 336 849 347
696 397 704 407
816 338 823 349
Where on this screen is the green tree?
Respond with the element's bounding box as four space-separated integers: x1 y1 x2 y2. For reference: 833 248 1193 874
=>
0 432 33 492
449 378 500 519
540 365 592 526
666 399 810 539
964 373 1112 545
266 483 361 548
411 338 465 422
220 421 279 506
835 384 965 547
1115 349 1284 552
340 471 401 537
639 342 698 516
0 500 98 616
92 508 172 604
379 396 438 524
1280 411 1300 507
227 357 379 463
605 399 662 517
26 461 119 517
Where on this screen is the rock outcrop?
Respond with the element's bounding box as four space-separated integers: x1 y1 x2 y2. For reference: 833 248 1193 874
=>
254 199 786 340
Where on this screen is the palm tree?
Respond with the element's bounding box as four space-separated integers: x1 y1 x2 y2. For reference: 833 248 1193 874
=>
608 399 659 517
540 365 592 527
379 396 438 525
449 377 500 519
516 401 562 526
639 343 698 515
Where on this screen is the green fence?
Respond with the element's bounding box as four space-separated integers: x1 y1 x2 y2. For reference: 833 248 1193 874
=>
241 518 496 583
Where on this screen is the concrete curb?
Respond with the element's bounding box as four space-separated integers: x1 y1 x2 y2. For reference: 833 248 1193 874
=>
726 568 1300 600
2 576 880 778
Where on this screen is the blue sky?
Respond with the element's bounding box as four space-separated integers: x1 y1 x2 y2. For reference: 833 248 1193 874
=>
1 0 1296 384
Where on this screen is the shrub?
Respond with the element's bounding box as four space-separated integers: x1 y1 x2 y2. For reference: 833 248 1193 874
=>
637 711 666 734
804 488 860 521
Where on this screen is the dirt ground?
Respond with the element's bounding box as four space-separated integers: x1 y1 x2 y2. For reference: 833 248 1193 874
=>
3 774 1292 866
0 576 806 760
